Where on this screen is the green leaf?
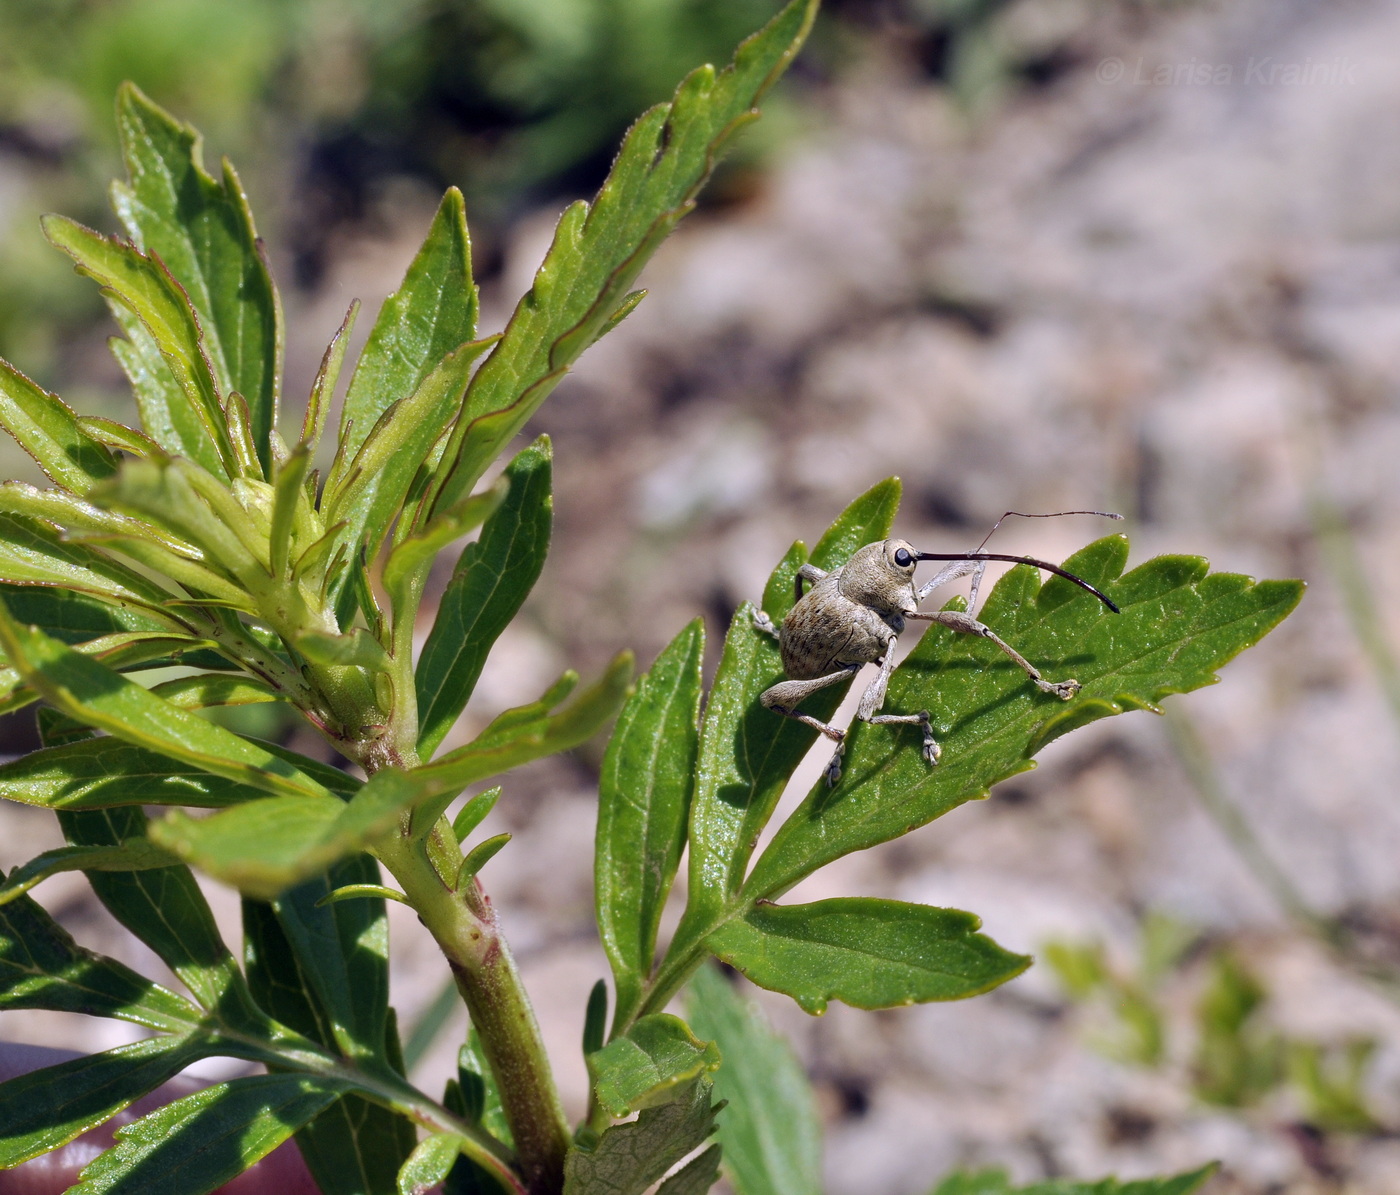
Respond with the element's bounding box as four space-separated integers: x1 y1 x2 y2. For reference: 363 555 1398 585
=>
417 437 554 757
44 215 233 477
0 1034 214 1168
418 652 634 794
113 84 282 475
673 479 900 955
0 630 224 719
0 839 181 906
70 1073 347 1195
597 619 704 1023
564 1077 721 1195
588 1013 721 1118
400 1133 467 1195
0 357 116 491
58 805 262 1022
339 188 478 465
242 856 415 1195
450 786 501 842
655 1144 722 1195
0 738 275 810
0 479 206 562
705 899 1030 1015
0 888 201 1031
150 799 356 900
106 300 220 473
324 334 497 587
264 859 392 1066
0 510 173 607
686 965 820 1195
383 473 509 613
744 536 1305 900
456 832 512 885
929 1164 1218 1195
429 0 819 517
0 609 334 802
0 582 173 642
148 673 280 709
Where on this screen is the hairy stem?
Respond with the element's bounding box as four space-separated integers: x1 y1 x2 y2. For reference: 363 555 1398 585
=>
376 831 570 1195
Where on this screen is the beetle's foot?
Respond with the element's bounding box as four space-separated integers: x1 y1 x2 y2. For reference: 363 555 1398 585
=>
1035 677 1080 700
751 609 780 641
824 741 846 787
919 712 941 765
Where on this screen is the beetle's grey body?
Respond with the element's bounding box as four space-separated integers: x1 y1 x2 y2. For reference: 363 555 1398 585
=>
754 537 1092 786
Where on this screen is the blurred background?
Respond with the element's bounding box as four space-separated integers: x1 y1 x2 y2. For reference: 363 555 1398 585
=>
3 0 1400 1191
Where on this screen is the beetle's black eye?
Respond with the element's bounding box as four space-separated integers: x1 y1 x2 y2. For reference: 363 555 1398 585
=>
894 547 912 568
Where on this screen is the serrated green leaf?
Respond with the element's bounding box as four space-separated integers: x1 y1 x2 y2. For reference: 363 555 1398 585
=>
930 1163 1218 1195
70 1072 347 1195
0 738 274 810
112 83 282 474
597 620 704 1023
339 188 478 466
0 887 201 1031
417 437 554 757
0 357 116 491
744 535 1305 899
655 1144 722 1195
418 652 633 794
0 839 180 906
44 215 233 477
589 1013 720 1118
706 899 1030 1015
429 0 819 517
0 609 333 802
0 1034 214 1168
58 805 262 1022
401 1133 467 1195
106 300 220 472
325 334 497 589
686 965 820 1195
672 479 900 958
564 1076 721 1195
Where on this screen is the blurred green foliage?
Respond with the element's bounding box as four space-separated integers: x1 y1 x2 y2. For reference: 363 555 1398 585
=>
0 0 1123 383
1047 921 1386 1134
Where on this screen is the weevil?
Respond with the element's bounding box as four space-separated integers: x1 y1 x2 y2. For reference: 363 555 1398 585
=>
752 512 1122 786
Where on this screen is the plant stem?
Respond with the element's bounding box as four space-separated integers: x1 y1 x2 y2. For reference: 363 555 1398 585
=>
376 831 571 1195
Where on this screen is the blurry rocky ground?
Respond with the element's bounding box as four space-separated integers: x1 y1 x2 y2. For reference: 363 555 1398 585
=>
4 0 1400 1192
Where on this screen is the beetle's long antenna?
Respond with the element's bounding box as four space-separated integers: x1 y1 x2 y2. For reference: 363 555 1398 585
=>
915 552 1121 613
974 510 1123 553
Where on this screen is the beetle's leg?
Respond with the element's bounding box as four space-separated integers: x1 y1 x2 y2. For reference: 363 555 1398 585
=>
917 557 976 601
794 562 828 602
911 609 1080 699
760 665 859 786
857 642 939 767
966 559 989 615
751 608 781 640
